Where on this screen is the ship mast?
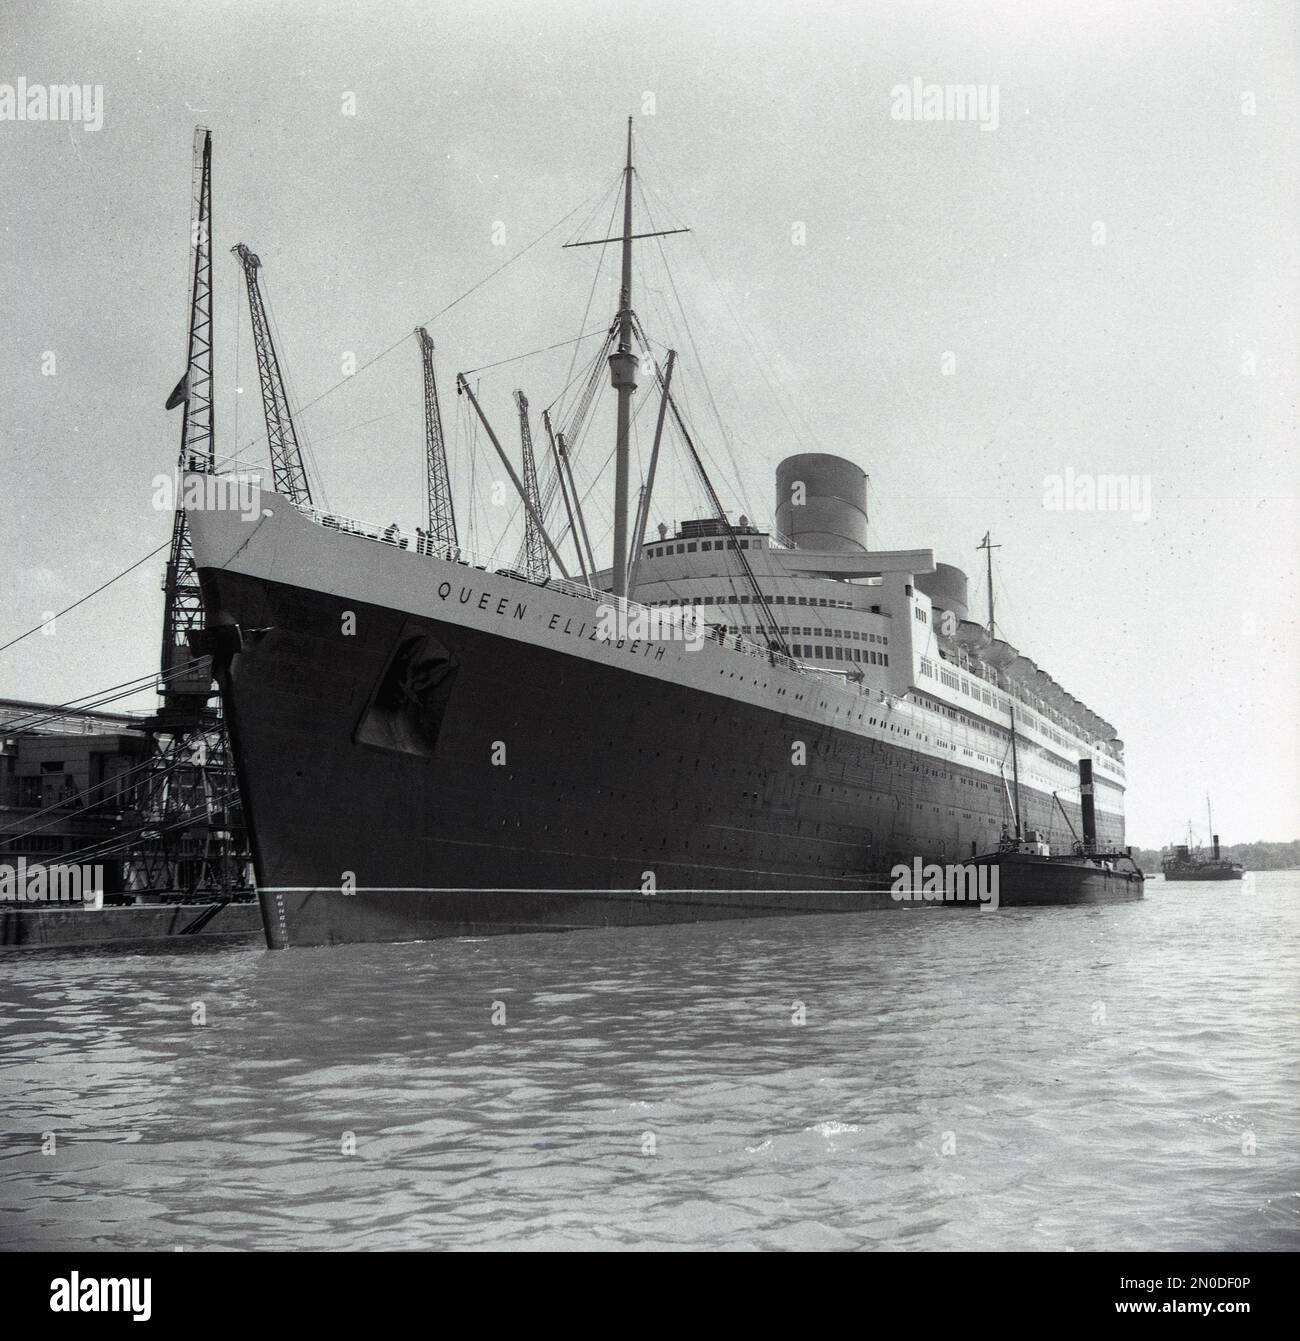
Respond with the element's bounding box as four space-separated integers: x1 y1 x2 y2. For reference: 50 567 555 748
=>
608 118 639 600
978 531 1001 639
562 119 688 598
1009 705 1024 841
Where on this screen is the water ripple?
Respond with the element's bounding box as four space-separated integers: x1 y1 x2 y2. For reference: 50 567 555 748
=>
1 875 1297 1250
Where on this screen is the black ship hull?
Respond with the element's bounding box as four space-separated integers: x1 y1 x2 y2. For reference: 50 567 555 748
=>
1161 868 1244 882
0 902 264 950
975 852 1143 906
198 562 1127 948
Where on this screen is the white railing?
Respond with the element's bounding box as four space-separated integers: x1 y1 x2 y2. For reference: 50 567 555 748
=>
293 504 1118 746
936 649 1119 760
241 491 1119 742
290 501 869 690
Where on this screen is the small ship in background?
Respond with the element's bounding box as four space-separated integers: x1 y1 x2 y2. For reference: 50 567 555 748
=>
1161 798 1245 882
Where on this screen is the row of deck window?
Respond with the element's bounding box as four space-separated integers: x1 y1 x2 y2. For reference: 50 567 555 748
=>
645 538 762 557
918 657 1104 756
788 645 889 666
648 597 886 644
652 592 861 610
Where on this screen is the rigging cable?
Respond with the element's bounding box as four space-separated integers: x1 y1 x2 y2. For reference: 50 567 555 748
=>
0 751 173 847
534 194 619 528
556 174 623 410
56 789 242 868
0 540 173 658
460 326 611 378
634 173 757 523
645 353 788 656
640 144 825 461
266 288 331 512
2 659 209 734
225 190 603 463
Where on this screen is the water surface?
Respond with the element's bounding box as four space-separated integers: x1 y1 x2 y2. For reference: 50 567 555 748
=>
2 874 1297 1250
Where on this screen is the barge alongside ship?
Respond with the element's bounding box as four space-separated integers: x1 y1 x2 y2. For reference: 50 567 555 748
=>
0 899 263 949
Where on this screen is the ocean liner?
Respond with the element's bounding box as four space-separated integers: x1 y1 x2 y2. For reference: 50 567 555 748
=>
180 124 1134 947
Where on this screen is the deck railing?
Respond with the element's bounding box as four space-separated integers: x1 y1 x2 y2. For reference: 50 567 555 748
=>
288 502 895 693
935 650 1120 762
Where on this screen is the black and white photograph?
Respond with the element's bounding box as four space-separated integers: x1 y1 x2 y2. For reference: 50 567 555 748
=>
0 0 1296 1286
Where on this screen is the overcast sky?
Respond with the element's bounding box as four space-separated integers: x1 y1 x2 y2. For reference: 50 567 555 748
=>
1 0 1296 846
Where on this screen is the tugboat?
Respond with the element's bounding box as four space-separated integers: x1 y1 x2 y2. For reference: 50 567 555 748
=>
1161 800 1245 882
973 719 1144 906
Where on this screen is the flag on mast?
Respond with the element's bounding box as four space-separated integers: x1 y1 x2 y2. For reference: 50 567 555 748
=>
165 371 189 410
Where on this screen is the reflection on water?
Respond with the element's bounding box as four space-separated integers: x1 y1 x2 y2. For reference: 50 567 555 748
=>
1 875 1297 1250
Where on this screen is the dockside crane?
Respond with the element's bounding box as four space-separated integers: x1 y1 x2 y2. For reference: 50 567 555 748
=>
515 390 549 582
159 127 217 708
130 127 249 901
416 326 457 549
233 242 312 506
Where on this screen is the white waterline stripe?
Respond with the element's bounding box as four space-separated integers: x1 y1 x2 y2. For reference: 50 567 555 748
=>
262 886 902 895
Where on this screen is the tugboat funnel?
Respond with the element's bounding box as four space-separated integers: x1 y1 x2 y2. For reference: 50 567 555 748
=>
1078 758 1097 852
